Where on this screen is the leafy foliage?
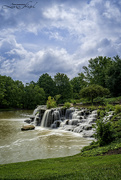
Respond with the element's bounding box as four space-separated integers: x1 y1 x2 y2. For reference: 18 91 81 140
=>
63 102 71 108
94 118 115 146
46 96 57 109
105 104 115 111
54 94 61 104
0 75 46 109
1 55 121 109
54 73 73 103
83 56 112 87
80 84 110 104
37 73 56 99
81 139 121 156
23 84 46 109
70 73 87 98
115 105 121 114
106 55 121 96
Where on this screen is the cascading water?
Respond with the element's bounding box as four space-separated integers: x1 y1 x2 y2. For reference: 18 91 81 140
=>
33 113 39 126
34 107 98 138
65 108 75 119
52 109 60 121
41 109 53 127
41 109 62 128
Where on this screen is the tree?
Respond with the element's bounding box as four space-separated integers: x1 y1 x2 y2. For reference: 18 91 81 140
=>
80 84 110 104
10 80 24 108
54 73 73 103
37 73 56 99
70 73 87 99
106 55 121 96
0 75 24 108
83 56 112 87
23 84 46 109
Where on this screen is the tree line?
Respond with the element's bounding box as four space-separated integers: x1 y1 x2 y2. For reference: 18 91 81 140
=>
0 55 121 109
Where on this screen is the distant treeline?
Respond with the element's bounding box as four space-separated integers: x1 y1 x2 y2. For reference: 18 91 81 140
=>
0 55 121 109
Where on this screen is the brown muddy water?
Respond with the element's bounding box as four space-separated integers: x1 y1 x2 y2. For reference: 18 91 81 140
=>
0 110 92 164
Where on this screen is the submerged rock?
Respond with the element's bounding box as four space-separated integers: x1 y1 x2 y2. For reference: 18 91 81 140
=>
24 119 31 124
21 125 35 131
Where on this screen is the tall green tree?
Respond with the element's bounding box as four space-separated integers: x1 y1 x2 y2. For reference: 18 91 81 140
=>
37 73 56 99
106 55 121 96
0 76 25 108
83 56 112 87
70 73 87 99
9 80 24 108
54 73 73 103
0 75 8 108
23 84 46 109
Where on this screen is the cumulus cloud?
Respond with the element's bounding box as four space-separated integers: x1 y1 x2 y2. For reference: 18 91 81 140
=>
0 36 77 82
0 0 121 82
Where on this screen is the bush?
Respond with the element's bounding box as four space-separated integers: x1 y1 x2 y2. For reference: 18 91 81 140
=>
70 99 76 104
105 104 115 111
115 105 121 114
47 96 57 109
94 118 115 146
97 109 106 118
63 102 71 108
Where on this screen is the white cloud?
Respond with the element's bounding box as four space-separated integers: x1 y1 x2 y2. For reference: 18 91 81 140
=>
0 0 121 82
0 36 77 82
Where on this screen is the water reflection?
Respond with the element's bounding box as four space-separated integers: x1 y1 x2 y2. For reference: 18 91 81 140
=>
0 110 92 164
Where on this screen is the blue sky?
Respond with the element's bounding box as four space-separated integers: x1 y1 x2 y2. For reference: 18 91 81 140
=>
0 0 121 83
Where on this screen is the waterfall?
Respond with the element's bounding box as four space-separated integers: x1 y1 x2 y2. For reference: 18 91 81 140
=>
30 106 105 138
33 107 39 116
41 109 52 127
31 113 39 126
52 110 60 121
65 108 75 119
41 109 61 128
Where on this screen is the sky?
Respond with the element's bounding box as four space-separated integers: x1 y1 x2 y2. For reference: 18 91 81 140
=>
0 0 121 83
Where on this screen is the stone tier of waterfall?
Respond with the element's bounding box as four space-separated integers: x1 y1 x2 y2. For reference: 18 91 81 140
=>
24 106 114 138
25 106 100 138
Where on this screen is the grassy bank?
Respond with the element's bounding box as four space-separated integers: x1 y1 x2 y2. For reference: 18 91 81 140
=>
0 153 121 180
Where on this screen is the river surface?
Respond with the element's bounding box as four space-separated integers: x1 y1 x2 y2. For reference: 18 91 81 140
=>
0 110 92 164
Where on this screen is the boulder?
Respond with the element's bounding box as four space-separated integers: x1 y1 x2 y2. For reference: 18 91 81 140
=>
21 125 35 131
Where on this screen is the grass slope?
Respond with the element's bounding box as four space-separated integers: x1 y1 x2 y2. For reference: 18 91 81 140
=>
0 153 121 180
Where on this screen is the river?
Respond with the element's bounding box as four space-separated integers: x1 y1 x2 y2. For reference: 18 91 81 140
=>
0 110 92 164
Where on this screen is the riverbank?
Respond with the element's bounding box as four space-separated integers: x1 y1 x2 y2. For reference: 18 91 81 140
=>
0 153 121 180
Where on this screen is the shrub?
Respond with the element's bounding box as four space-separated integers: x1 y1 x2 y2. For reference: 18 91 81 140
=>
97 109 106 118
94 118 115 146
105 104 115 111
70 99 76 104
47 96 57 109
115 105 121 114
54 94 61 103
63 102 71 108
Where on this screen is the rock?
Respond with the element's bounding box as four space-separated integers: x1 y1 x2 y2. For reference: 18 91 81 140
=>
83 125 92 130
24 119 31 124
21 125 35 131
83 130 95 138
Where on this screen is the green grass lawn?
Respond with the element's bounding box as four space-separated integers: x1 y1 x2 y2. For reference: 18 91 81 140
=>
0 153 121 180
